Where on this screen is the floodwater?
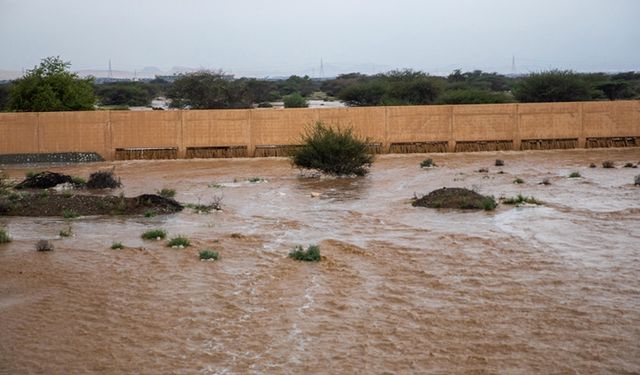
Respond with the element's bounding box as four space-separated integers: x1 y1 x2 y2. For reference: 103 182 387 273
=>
1 148 639 374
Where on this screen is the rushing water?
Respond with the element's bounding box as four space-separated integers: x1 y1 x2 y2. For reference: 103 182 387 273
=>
1 149 639 374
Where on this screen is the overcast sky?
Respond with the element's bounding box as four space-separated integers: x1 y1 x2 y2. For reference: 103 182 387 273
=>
0 0 638 77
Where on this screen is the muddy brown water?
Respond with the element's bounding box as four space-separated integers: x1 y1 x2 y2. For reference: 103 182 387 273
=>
1 149 639 374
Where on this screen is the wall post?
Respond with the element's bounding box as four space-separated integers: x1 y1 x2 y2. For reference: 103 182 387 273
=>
448 106 456 152
578 102 586 148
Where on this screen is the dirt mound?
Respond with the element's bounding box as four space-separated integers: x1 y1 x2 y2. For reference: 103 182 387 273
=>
15 172 74 189
136 194 183 211
412 187 497 210
0 193 183 217
86 170 122 189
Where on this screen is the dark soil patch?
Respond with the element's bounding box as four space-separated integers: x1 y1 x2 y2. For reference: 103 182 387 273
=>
0 192 183 217
412 187 497 210
15 171 74 189
86 170 122 189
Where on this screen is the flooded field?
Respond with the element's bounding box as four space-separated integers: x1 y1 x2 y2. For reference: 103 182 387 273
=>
1 148 640 374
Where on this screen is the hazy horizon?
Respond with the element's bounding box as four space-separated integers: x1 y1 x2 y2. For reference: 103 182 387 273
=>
1 0 639 78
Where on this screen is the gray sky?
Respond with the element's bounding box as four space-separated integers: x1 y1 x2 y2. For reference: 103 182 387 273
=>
1 0 638 77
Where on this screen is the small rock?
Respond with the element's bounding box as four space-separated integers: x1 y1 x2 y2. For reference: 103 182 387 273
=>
156 237 161 241
178 245 184 249
310 192 321 198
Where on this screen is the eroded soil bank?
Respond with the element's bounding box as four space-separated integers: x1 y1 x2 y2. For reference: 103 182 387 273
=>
1 148 639 374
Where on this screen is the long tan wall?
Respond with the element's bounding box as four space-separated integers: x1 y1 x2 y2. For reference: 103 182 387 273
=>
1 100 638 160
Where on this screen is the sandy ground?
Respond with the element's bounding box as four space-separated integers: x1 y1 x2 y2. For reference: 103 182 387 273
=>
1 148 639 374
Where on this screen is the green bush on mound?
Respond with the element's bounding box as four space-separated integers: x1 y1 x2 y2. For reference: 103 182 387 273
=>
111 242 124 250
289 245 321 261
420 158 435 168
502 194 541 206
568 171 581 178
141 229 167 240
412 187 497 211
168 236 190 248
291 122 374 176
0 229 11 244
199 249 219 261
157 188 176 198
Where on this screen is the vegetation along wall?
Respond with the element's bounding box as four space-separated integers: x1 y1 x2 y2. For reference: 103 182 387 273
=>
0 100 638 161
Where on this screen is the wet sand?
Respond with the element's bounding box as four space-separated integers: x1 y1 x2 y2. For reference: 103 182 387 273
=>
1 148 639 374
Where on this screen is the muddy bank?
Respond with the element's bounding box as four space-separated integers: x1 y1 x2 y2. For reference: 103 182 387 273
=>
412 187 497 210
1 148 639 374
0 192 182 216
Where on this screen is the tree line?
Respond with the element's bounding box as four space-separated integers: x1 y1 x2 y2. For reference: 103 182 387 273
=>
1 56 638 112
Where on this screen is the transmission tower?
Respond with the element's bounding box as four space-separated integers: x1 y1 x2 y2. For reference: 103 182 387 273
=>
108 59 113 79
319 58 325 79
511 55 517 75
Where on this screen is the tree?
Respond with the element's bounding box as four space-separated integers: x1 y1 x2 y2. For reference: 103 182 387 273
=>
437 88 513 104
513 70 591 102
7 56 95 111
0 84 10 111
338 81 387 106
283 92 308 108
168 70 251 109
95 82 157 107
291 122 374 176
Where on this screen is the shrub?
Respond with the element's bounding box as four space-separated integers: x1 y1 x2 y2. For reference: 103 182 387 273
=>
141 229 167 240
635 175 640 186
289 245 321 262
59 226 73 237
478 167 489 173
62 209 79 219
111 242 124 250
602 161 615 168
568 171 581 178
0 229 11 244
513 178 524 184
36 240 54 251
184 195 222 213
283 92 308 108
25 170 37 178
86 169 122 189
624 162 634 168
495 159 504 166
230 233 244 239
420 158 435 168
291 122 374 176
247 177 264 183
157 188 176 198
199 249 219 261
168 236 190 248
502 194 541 205
257 102 273 108
144 211 156 218
71 176 86 186
589 163 596 168
541 178 551 185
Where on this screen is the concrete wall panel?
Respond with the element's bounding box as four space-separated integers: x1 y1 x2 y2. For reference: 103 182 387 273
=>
250 108 317 146
518 102 581 139
316 107 386 142
38 111 109 154
453 104 517 141
182 109 250 147
111 111 181 148
583 101 640 137
386 105 451 142
0 113 39 154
